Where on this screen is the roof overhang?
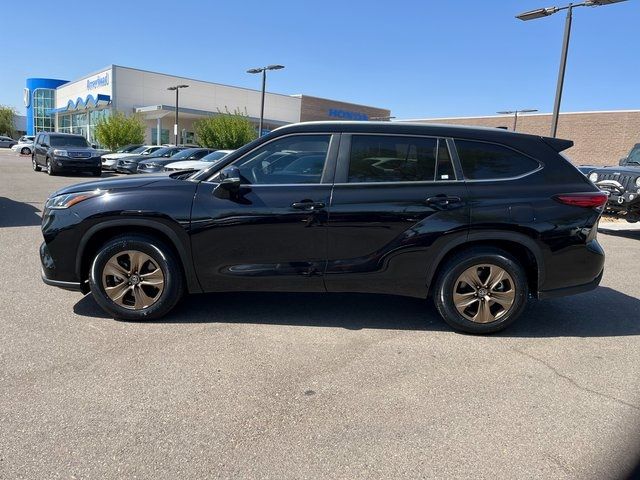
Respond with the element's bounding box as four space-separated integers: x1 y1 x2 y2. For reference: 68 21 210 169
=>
47 94 111 115
134 105 289 125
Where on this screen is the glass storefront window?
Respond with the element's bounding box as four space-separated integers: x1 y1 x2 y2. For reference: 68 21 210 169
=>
33 88 56 133
151 128 170 145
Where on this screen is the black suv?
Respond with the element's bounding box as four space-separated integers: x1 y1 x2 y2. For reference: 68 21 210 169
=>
32 133 102 176
40 122 607 333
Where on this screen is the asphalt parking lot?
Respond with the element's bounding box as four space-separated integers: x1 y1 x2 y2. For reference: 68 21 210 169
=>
0 149 639 479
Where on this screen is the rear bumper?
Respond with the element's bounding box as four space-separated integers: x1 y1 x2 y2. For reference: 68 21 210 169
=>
538 268 603 299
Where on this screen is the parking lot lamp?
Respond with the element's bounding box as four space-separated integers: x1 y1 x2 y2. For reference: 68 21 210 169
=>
247 65 285 136
167 84 189 145
516 0 627 137
496 109 538 131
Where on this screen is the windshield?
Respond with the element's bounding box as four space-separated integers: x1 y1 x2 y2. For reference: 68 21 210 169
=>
627 145 640 164
201 151 231 163
116 144 139 153
148 147 179 158
50 136 89 148
129 146 148 154
169 148 205 160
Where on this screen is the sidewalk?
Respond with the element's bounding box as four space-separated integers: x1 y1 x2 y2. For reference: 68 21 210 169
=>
598 221 640 232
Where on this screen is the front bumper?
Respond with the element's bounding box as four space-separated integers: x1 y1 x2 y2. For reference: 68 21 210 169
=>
137 165 164 174
40 242 87 292
116 163 139 174
52 156 101 172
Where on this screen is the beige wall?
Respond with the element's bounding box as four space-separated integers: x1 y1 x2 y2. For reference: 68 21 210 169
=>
403 111 640 166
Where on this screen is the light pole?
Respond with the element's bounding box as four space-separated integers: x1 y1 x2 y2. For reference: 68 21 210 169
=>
496 109 538 131
516 0 627 138
167 84 189 145
247 64 285 136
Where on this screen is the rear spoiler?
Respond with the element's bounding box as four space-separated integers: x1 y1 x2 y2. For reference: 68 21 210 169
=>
541 136 573 152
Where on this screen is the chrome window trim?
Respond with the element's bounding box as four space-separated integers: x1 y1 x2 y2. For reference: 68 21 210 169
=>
451 137 544 182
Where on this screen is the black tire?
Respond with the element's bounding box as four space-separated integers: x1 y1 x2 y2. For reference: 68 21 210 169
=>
433 247 529 334
21 147 30 155
46 157 56 176
89 235 184 321
32 156 41 172
92 169 102 177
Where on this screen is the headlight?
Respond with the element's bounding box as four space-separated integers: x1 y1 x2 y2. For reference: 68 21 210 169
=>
53 149 68 157
144 163 160 168
45 190 104 209
588 172 598 182
635 177 640 187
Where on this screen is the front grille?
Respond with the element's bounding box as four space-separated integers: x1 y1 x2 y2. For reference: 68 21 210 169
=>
68 151 92 159
597 172 635 191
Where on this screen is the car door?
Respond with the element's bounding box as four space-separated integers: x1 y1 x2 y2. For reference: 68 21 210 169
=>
34 134 45 166
325 133 469 298
190 133 339 293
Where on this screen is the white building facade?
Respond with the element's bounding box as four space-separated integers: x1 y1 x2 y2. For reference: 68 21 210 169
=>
51 65 305 145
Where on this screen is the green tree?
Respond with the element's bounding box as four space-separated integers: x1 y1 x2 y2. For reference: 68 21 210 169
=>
194 108 257 149
0 105 16 138
94 111 145 150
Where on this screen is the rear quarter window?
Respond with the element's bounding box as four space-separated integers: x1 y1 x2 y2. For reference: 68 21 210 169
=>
455 140 540 180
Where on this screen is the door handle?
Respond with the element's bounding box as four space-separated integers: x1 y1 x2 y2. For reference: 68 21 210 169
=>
291 201 325 211
425 195 462 206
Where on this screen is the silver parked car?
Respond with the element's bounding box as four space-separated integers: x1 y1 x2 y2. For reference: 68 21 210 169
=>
0 136 17 148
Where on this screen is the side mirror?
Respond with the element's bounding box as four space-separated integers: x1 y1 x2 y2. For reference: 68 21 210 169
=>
213 166 241 198
619 158 626 166
91 143 97 149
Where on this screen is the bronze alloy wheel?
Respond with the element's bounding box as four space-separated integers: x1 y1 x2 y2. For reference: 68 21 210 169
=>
101 250 165 310
452 264 515 324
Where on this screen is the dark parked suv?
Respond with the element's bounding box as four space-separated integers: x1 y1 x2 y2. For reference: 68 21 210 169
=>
32 133 102 176
40 122 607 333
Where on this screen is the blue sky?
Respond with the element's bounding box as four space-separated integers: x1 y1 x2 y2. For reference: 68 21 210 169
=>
2 0 638 118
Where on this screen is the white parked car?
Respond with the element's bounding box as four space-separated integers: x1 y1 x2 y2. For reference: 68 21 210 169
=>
163 149 234 172
11 136 35 155
101 144 162 170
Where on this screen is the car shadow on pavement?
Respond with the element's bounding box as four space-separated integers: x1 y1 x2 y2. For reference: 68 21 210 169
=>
0 197 42 227
599 229 640 241
73 286 640 337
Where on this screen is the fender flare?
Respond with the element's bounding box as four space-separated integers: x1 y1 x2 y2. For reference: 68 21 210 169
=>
76 218 202 294
424 229 545 294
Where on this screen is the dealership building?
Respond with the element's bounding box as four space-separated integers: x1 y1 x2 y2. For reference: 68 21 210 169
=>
23 65 391 145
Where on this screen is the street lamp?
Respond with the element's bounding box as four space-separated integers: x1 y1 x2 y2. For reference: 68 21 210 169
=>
496 109 538 131
516 0 627 137
167 84 189 145
247 64 285 136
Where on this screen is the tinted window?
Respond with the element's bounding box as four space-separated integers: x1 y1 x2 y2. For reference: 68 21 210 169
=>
455 140 539 180
348 135 454 183
202 151 231 163
50 136 89 148
233 135 330 185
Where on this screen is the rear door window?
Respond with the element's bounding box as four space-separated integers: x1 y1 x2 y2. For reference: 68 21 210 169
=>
348 135 455 183
455 140 540 180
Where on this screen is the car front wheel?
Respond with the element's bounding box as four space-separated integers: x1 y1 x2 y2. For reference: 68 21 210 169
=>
89 235 184 321
46 158 56 176
433 247 529 334
32 156 41 171
21 147 31 155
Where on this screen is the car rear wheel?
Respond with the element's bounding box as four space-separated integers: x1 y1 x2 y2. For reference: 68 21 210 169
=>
92 169 102 177
433 247 529 334
89 235 184 321
32 156 41 171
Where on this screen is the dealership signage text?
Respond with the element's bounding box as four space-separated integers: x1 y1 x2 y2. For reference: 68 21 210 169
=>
87 73 109 90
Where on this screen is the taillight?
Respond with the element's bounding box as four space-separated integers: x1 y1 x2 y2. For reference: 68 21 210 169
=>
553 192 608 208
